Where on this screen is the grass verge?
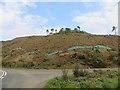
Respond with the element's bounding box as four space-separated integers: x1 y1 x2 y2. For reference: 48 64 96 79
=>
44 70 119 88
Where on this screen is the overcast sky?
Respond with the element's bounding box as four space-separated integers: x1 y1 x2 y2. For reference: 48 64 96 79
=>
0 0 119 41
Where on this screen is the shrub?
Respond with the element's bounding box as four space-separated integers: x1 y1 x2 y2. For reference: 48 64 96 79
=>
87 51 108 68
73 64 79 77
70 53 77 58
43 58 50 62
15 60 34 68
62 68 68 82
56 64 61 67
108 53 118 65
91 58 107 68
73 64 89 77
77 54 85 59
95 49 100 53
79 69 89 77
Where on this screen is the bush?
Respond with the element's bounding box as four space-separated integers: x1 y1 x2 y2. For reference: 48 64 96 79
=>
95 49 100 53
15 60 34 68
77 54 85 59
79 69 89 77
43 58 50 62
87 51 108 68
62 69 68 82
73 65 89 77
91 58 107 68
73 64 79 77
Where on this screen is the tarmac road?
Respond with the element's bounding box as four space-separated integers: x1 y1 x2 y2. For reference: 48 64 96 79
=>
0 71 2 77
2 68 118 88
0 70 2 90
2 68 68 88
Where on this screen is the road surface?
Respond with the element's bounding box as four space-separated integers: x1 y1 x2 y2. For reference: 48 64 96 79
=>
0 70 2 90
0 70 2 77
2 68 118 88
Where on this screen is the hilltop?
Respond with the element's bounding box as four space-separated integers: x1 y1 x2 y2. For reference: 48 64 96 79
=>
2 29 119 69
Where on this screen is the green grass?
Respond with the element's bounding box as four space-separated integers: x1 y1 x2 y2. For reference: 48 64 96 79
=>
45 70 119 88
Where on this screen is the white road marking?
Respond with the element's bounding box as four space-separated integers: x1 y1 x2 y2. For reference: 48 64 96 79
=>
1 77 4 79
4 71 7 76
0 70 7 79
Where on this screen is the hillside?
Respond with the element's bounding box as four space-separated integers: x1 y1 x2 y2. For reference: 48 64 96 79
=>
2 30 119 69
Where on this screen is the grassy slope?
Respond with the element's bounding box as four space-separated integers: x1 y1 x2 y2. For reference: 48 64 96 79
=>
3 33 119 53
2 33 119 69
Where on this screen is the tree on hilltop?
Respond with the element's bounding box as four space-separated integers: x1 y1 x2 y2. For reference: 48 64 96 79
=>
51 28 54 34
55 29 57 33
77 26 80 30
46 29 49 35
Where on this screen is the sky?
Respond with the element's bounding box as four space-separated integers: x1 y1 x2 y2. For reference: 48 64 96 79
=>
0 0 119 41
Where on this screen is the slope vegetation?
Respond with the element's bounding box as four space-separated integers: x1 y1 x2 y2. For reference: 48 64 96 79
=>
2 30 119 69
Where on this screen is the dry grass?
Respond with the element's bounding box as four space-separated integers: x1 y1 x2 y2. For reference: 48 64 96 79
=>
2 33 119 69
